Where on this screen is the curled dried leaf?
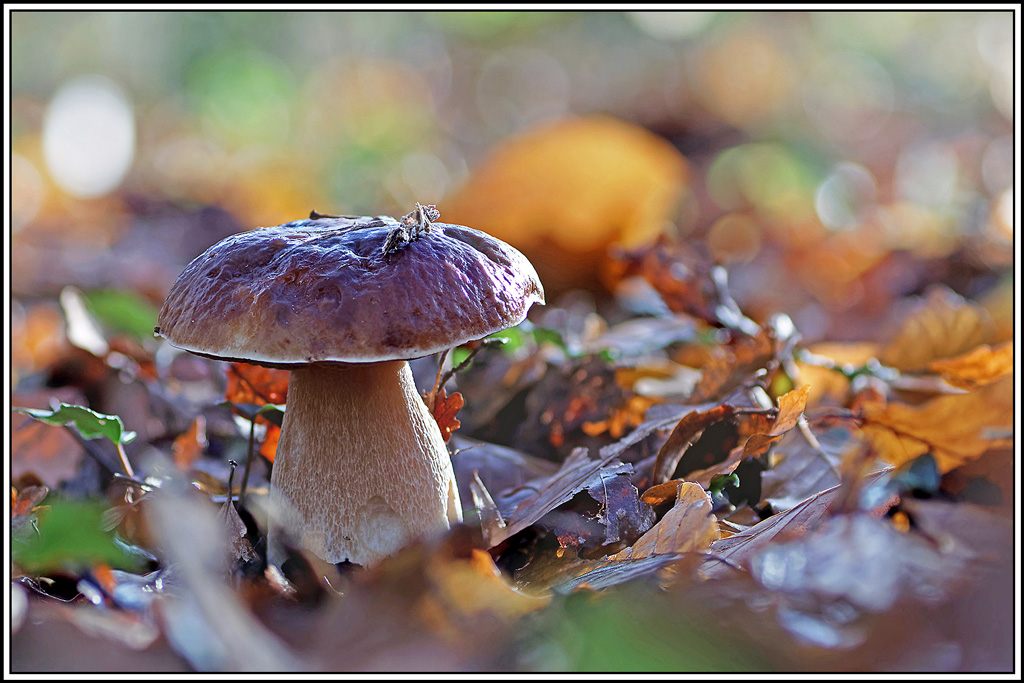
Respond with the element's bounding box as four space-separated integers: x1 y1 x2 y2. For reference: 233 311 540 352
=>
429 388 464 444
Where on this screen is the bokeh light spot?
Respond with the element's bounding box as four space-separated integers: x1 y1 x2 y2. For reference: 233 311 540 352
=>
894 143 961 211
707 213 762 264
816 162 877 232
627 11 716 40
42 75 135 198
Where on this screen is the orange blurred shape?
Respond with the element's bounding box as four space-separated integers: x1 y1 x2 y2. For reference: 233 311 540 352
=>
443 115 689 295
692 30 797 129
12 302 67 378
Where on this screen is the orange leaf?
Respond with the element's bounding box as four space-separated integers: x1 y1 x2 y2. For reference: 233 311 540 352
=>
858 375 1013 472
430 388 464 444
929 341 1013 390
171 416 207 471
225 362 289 406
260 423 281 464
640 479 684 507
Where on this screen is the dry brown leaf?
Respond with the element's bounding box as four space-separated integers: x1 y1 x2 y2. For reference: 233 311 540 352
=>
612 482 719 560
12 302 68 378
11 389 88 488
689 326 778 404
11 485 49 518
858 375 1013 472
489 448 627 547
929 341 1013 390
880 287 997 372
651 403 735 486
741 384 809 459
684 445 748 490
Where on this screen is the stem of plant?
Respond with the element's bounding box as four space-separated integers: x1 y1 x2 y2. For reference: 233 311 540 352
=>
227 459 238 503
238 415 256 509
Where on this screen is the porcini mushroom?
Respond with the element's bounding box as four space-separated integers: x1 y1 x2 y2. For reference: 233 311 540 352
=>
156 208 544 566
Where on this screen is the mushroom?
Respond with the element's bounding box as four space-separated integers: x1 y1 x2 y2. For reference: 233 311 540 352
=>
156 208 544 566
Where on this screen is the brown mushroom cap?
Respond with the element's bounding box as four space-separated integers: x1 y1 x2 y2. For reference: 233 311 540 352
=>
156 215 545 365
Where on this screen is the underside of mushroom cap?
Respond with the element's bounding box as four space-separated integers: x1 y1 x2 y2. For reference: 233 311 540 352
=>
156 215 545 365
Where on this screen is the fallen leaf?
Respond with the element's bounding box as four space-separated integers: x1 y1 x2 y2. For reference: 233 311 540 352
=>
928 340 1013 390
225 362 289 406
12 301 68 378
698 467 892 580
879 287 996 372
608 236 759 335
11 389 97 487
689 326 779 404
490 448 629 547
741 384 810 459
11 485 49 518
858 375 1013 472
760 420 851 512
521 354 638 452
650 403 736 486
640 479 684 507
612 482 718 561
541 465 655 551
259 423 281 464
219 500 258 564
429 387 464 444
450 435 559 509
171 416 208 471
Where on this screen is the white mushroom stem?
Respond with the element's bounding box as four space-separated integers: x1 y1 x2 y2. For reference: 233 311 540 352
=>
268 360 461 567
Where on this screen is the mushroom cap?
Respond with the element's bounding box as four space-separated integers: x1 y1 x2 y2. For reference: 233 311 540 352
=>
156 215 545 366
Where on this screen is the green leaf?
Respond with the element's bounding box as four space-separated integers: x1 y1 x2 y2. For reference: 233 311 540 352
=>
82 288 160 341
12 498 144 573
708 472 740 496
532 326 571 354
14 402 137 446
490 326 526 354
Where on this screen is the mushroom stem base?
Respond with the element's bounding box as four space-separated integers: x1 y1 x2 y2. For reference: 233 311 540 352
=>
268 360 461 567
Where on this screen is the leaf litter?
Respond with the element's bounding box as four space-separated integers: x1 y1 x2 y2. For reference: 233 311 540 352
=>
9 204 1015 673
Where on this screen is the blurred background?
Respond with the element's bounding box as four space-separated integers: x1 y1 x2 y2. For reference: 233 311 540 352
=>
10 9 1016 386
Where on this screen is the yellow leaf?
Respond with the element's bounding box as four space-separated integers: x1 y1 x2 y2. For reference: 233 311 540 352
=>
858 375 1013 472
880 287 996 372
426 548 548 622
929 341 1013 390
